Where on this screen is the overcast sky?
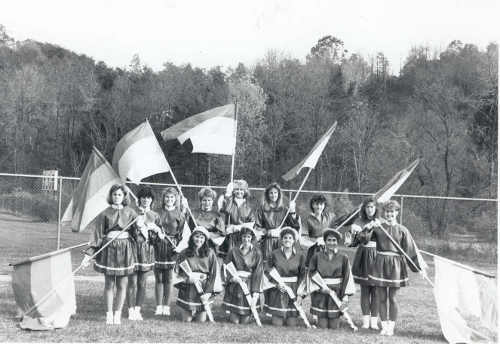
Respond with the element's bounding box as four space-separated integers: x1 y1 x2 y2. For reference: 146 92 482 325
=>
1 0 498 74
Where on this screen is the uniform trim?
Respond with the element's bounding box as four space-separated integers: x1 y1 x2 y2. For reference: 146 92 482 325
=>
310 306 342 313
223 301 250 310
352 274 369 280
368 274 408 283
94 262 135 271
176 298 214 307
263 304 296 312
377 251 400 256
155 260 176 265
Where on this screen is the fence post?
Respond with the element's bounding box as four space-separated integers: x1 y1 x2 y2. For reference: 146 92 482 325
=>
400 196 404 225
56 176 63 250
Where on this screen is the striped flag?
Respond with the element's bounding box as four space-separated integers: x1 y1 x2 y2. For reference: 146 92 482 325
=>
61 147 121 232
282 122 337 181
374 159 420 203
161 104 236 155
11 245 81 330
113 120 171 183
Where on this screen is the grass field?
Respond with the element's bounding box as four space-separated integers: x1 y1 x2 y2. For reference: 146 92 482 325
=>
0 211 497 343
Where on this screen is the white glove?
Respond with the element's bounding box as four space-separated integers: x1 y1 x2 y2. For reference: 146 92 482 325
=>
225 182 234 197
289 200 296 213
344 232 353 246
200 293 211 304
181 196 189 210
81 254 93 268
136 215 145 228
372 218 381 227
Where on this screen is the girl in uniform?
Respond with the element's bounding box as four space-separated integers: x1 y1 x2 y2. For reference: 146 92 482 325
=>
346 198 379 330
303 195 335 268
218 179 255 257
152 187 187 317
308 228 355 329
263 227 306 327
223 226 263 324
175 226 222 322
255 182 300 262
83 184 137 325
189 187 226 253
359 200 425 336
127 186 161 321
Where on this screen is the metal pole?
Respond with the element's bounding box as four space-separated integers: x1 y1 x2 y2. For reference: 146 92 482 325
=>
400 196 404 225
56 176 63 250
230 101 238 184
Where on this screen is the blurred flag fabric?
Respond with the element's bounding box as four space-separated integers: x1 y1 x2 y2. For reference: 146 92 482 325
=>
282 122 337 181
434 256 497 343
113 120 171 183
61 147 121 232
332 159 420 228
11 247 78 330
161 104 236 155
174 221 193 253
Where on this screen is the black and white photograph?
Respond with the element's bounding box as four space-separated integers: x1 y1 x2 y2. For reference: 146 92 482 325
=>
0 0 497 343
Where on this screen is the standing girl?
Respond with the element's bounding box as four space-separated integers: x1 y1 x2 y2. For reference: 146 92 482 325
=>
152 187 187 317
218 179 255 257
359 200 425 336
255 182 300 262
127 186 161 321
175 226 222 322
83 184 137 325
303 195 334 268
346 198 379 330
223 226 263 324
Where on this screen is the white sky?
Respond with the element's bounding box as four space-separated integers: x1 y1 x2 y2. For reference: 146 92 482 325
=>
1 0 498 73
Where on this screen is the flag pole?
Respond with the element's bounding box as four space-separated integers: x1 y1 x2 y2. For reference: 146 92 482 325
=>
374 223 434 287
167 167 197 227
230 101 238 185
333 206 362 232
420 250 495 278
277 167 313 230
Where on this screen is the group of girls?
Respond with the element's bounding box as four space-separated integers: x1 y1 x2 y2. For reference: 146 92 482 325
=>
82 180 424 336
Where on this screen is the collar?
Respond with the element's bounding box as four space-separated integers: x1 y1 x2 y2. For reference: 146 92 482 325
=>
239 243 254 251
281 245 296 256
139 206 150 212
165 206 176 211
111 204 124 210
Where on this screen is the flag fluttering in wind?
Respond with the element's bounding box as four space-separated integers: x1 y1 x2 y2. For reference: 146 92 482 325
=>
11 244 83 330
333 159 420 229
282 122 337 181
161 104 236 155
113 120 171 183
61 147 121 232
433 256 497 343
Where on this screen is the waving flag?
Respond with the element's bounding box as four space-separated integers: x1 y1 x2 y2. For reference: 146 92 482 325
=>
282 122 337 181
433 255 497 343
161 104 236 155
374 159 420 203
61 147 121 232
10 244 87 330
113 120 171 183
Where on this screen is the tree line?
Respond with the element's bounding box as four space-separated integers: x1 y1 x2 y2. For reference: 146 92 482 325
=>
0 26 497 237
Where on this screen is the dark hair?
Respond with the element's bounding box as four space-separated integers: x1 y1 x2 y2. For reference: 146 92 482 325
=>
184 232 210 258
107 184 130 206
240 226 256 242
309 194 327 212
137 186 155 202
360 197 377 221
263 182 283 208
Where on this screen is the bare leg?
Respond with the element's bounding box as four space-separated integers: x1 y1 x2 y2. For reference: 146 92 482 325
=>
127 273 137 308
229 313 240 324
240 315 250 324
370 286 379 317
155 270 164 306
164 269 174 307
136 271 147 307
317 318 328 329
104 276 115 312
285 316 298 327
271 316 284 326
360 285 371 315
388 287 399 321
178 307 193 322
115 276 128 312
377 287 388 321
329 318 340 329
195 311 207 323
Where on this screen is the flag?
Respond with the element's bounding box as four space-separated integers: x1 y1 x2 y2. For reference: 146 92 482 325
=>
374 159 420 203
173 221 192 253
113 120 171 183
161 104 236 155
433 256 497 343
61 147 122 232
282 122 337 181
11 246 78 330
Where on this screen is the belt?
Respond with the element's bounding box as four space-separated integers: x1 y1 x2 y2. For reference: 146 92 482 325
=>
267 228 281 238
106 231 129 239
363 241 376 248
280 276 298 283
323 277 342 285
237 270 252 278
189 272 207 282
378 251 400 256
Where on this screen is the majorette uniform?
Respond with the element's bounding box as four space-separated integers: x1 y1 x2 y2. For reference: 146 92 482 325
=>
153 208 186 271
349 218 377 285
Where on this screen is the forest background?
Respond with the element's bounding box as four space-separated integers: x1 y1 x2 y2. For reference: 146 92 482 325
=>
0 25 497 249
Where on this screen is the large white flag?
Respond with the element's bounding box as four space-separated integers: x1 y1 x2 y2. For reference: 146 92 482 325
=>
434 256 497 343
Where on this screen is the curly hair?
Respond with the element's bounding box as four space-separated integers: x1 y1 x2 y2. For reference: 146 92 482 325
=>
184 232 210 258
137 186 155 202
309 194 328 212
106 184 130 206
360 197 377 221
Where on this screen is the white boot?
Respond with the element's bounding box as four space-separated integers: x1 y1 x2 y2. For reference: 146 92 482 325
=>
128 307 136 320
135 306 143 321
370 316 379 330
163 305 171 316
361 315 370 329
155 305 163 315
113 310 121 325
106 311 114 325
387 321 395 336
380 321 388 335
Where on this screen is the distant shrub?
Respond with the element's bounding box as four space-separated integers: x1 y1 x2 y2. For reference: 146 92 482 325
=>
0 191 58 222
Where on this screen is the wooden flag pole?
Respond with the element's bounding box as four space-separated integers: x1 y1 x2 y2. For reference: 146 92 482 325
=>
168 167 197 227
333 206 362 232
230 101 238 185
277 167 313 230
